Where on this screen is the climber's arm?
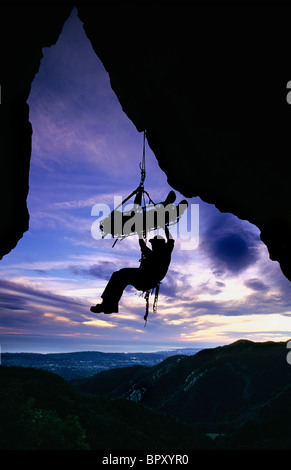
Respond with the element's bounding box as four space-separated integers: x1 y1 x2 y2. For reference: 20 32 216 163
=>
165 225 174 242
139 238 152 255
164 226 175 254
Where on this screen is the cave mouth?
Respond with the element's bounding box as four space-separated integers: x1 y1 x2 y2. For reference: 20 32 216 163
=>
1 6 291 353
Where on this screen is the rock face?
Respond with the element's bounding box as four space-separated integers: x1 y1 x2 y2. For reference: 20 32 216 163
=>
2 3 291 281
0 2 73 258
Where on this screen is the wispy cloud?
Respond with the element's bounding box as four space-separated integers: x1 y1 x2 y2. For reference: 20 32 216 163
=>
244 278 270 292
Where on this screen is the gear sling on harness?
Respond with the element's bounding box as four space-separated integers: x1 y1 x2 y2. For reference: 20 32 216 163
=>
143 281 160 327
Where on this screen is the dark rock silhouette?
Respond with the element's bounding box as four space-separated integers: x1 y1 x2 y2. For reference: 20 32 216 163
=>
2 3 291 282
0 3 73 258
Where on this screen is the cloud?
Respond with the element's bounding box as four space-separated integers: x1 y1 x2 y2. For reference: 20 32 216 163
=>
213 234 254 271
159 269 193 300
244 278 269 292
71 261 117 281
179 313 291 344
0 278 84 317
197 279 225 296
82 318 116 328
0 291 28 311
200 212 260 276
0 279 97 336
0 276 120 338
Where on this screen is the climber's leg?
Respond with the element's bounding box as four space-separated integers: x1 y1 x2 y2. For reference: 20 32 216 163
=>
90 268 140 314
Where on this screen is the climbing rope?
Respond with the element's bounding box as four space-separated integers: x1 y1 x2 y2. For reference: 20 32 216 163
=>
139 130 146 188
110 130 152 248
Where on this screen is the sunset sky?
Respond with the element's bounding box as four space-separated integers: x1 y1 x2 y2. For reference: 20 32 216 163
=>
1 8 291 353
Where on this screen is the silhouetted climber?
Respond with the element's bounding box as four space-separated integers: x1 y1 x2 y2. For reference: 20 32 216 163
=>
90 226 174 314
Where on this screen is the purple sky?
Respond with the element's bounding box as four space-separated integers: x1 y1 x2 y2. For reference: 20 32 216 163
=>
0 9 291 353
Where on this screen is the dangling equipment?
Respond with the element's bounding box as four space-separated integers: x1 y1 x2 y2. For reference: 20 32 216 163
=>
143 282 160 327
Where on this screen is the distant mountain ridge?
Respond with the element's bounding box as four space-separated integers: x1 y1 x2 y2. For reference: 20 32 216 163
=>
1 348 201 380
1 339 291 449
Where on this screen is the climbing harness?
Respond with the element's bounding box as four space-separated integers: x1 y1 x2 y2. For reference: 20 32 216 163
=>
139 241 161 326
